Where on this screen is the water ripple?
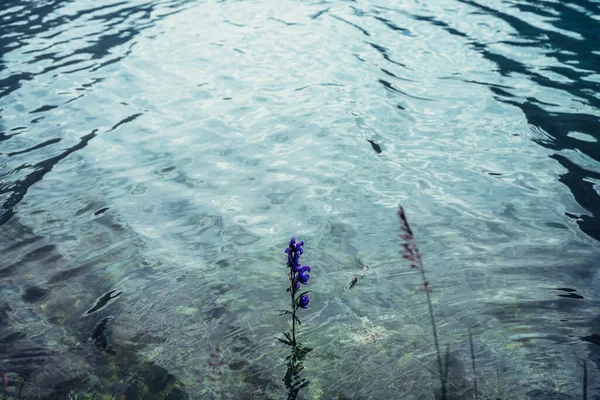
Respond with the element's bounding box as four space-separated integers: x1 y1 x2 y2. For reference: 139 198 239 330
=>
1 0 600 398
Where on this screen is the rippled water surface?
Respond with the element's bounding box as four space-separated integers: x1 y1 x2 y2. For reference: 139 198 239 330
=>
1 0 600 398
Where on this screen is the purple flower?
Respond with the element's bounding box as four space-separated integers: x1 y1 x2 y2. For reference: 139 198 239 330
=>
298 271 310 284
298 265 310 273
297 265 310 284
298 294 310 309
285 237 304 272
286 237 304 254
284 236 311 305
278 237 312 349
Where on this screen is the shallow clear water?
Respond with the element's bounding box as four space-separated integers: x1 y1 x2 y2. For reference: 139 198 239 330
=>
1 0 600 398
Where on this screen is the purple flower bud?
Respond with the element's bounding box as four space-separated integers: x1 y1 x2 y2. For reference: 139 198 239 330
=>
298 294 310 309
298 271 310 284
298 265 310 273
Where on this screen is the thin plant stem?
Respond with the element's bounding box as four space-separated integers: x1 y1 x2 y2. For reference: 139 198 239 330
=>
398 206 446 399
290 282 297 346
17 378 25 400
415 241 444 394
469 328 478 399
583 360 587 400
444 344 451 398
405 354 467 397
422 270 445 399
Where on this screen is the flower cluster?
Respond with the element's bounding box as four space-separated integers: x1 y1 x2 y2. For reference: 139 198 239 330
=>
398 206 431 292
285 236 310 308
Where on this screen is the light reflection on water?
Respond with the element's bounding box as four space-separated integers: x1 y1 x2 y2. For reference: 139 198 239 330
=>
1 0 599 398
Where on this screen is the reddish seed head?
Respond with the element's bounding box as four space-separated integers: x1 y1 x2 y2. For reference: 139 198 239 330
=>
398 206 413 235
398 206 408 222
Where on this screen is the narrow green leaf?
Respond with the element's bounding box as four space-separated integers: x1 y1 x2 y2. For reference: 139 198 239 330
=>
295 291 312 300
275 337 292 345
298 379 310 389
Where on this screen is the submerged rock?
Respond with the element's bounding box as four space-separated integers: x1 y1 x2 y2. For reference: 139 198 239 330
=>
22 286 50 303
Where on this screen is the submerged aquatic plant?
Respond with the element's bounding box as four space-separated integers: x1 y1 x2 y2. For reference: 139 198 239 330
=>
583 360 588 400
282 343 311 400
208 344 226 399
398 205 446 399
276 236 312 399
469 328 478 400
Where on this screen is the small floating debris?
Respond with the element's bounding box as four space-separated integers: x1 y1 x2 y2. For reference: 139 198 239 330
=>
366 139 382 154
94 207 109 216
347 266 368 290
344 316 388 344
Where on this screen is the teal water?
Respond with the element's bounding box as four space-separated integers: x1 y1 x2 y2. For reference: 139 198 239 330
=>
1 0 600 398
